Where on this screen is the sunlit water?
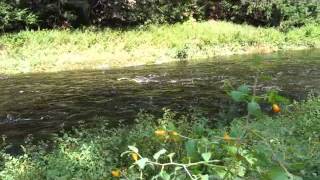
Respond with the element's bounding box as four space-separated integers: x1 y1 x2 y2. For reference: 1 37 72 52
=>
0 49 319 143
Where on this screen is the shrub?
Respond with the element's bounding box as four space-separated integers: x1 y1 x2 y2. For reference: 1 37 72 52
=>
5 0 320 30
91 0 320 29
0 96 319 179
207 0 320 30
0 2 38 32
90 0 205 26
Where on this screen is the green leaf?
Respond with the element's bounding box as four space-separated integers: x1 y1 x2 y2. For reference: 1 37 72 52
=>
237 165 246 177
237 84 250 94
128 146 139 153
185 139 197 158
159 171 171 180
265 166 290 180
267 90 290 104
248 101 261 116
226 145 237 155
136 158 148 170
153 149 167 161
214 168 228 179
201 152 212 162
230 90 248 102
174 166 183 171
200 174 209 180
167 121 176 131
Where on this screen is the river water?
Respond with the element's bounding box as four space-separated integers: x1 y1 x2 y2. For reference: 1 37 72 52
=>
0 49 319 142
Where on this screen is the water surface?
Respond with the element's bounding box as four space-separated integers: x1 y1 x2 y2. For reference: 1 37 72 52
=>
0 49 319 142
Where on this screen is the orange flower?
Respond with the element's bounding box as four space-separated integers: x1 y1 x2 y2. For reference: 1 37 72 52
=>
272 104 281 113
131 153 139 161
155 130 167 136
111 169 121 177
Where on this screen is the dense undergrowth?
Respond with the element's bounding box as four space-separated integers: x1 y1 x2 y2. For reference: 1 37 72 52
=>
0 96 319 179
0 21 320 74
1 0 319 31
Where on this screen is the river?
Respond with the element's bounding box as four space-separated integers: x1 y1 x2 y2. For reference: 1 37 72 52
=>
0 49 319 143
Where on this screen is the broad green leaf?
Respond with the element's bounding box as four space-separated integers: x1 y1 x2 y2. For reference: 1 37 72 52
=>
200 174 209 180
267 90 290 104
159 171 171 180
248 101 261 116
174 166 183 171
230 90 247 102
201 152 212 162
167 122 176 130
265 166 290 180
237 84 250 94
136 158 148 169
185 139 197 158
153 149 167 161
237 166 246 177
214 168 228 179
226 145 237 155
128 146 139 153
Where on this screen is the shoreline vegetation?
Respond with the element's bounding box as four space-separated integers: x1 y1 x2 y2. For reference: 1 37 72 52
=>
1 20 320 75
0 97 319 179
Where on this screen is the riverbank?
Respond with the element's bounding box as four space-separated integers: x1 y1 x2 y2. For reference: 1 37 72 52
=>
0 97 319 179
0 21 320 75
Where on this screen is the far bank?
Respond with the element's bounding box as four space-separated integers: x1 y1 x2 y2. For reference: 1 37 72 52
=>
0 21 319 75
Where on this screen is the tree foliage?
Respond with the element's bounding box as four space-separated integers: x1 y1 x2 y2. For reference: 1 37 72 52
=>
1 0 320 31
0 1 37 32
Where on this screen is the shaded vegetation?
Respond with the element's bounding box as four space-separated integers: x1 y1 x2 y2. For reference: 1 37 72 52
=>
0 96 319 179
1 0 319 31
0 1 37 32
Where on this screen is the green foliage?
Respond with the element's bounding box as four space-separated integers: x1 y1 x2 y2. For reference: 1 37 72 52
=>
0 2 38 32
0 21 320 74
6 0 320 30
0 97 319 179
228 83 289 117
91 0 205 25
209 0 320 31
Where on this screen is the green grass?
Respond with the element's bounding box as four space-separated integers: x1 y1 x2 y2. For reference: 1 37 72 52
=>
0 20 320 74
0 97 319 179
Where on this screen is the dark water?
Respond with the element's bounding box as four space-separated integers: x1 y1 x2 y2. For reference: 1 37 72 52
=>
0 49 319 142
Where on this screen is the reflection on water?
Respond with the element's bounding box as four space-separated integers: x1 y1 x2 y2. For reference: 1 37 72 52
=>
0 49 319 141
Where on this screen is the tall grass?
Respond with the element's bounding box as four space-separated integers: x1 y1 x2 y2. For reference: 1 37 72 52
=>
0 21 320 74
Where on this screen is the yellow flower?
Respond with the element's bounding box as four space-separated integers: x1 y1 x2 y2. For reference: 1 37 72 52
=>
170 131 179 136
111 169 121 177
155 130 167 136
131 153 139 161
223 132 232 142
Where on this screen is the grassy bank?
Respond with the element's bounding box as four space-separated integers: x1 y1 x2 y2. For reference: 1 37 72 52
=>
0 21 320 75
0 97 319 179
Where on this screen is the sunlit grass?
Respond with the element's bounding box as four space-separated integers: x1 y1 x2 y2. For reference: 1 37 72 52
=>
0 21 319 74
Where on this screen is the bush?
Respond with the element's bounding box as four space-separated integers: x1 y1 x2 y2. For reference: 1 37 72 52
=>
0 96 319 179
4 0 320 30
90 0 205 26
207 0 320 30
0 2 38 32
88 0 320 29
